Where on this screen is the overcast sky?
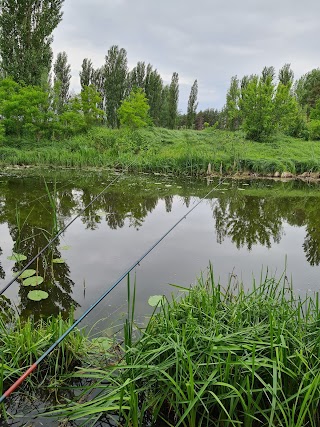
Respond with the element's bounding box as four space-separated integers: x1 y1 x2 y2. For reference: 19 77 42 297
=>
52 0 320 112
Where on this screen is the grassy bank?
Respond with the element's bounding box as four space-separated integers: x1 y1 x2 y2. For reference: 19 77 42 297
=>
47 268 320 427
1 127 320 176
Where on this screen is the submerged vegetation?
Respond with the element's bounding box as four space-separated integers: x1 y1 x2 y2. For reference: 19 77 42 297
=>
43 267 320 427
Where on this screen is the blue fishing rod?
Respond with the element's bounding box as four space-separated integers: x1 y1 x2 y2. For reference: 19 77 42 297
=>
0 178 225 403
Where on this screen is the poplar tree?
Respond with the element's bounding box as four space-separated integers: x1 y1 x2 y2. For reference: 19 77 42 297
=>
53 51 71 112
225 76 240 130
261 66 275 83
128 61 146 91
80 58 93 90
278 64 294 86
104 45 128 128
159 85 170 128
92 67 105 110
145 64 163 126
0 0 64 85
187 79 198 128
168 72 179 129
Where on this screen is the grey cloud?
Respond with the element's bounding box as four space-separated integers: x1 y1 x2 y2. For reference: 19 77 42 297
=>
52 0 320 111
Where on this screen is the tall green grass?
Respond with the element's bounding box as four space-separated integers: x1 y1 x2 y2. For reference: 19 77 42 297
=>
1 127 320 176
0 307 117 423
0 312 90 396
48 267 320 426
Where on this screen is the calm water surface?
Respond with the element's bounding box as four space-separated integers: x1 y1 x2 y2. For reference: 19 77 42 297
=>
2 168 320 425
1 169 320 333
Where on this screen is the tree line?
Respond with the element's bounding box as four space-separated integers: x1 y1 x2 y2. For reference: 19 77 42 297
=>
0 0 319 142
0 0 190 140
221 65 320 141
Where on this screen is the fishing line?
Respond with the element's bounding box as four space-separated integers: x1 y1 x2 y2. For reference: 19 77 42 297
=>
0 177 225 403
0 165 131 296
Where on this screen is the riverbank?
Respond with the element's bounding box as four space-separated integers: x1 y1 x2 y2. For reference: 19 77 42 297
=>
1 127 320 177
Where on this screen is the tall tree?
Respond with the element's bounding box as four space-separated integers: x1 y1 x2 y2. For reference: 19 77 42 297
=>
225 76 240 130
261 66 275 83
145 64 163 125
295 68 320 116
278 64 294 86
104 45 128 128
0 0 64 85
53 51 71 113
159 85 170 128
128 61 146 92
91 67 105 110
168 72 179 129
240 74 275 141
79 58 93 90
186 79 198 128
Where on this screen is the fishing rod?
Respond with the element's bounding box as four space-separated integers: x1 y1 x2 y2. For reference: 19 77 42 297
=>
0 165 131 297
0 178 225 403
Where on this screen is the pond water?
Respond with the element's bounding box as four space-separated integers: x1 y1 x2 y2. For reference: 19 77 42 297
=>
2 168 320 425
1 168 320 335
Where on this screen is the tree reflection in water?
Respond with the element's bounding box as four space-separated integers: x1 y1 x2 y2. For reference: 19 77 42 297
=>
1 171 320 322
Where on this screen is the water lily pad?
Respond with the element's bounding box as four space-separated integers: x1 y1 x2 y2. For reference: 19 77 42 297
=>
7 253 27 262
14 269 36 279
23 276 44 287
91 337 113 351
52 258 65 264
148 295 165 307
27 290 48 301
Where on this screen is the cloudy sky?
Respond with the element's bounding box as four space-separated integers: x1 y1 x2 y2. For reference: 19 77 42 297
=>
52 0 320 112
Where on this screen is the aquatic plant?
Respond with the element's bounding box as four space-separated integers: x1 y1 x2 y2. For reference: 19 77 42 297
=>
48 267 320 427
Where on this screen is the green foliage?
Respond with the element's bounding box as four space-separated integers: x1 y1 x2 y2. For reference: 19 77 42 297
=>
118 88 150 129
304 100 320 140
278 63 294 86
0 312 93 394
53 51 71 113
225 75 241 131
76 84 104 127
2 126 320 177
159 85 170 128
239 67 300 141
0 0 64 86
145 64 163 126
240 74 275 141
79 58 94 90
0 79 50 139
104 45 128 128
186 79 198 128
168 72 179 129
307 120 320 140
128 61 146 91
0 77 104 141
